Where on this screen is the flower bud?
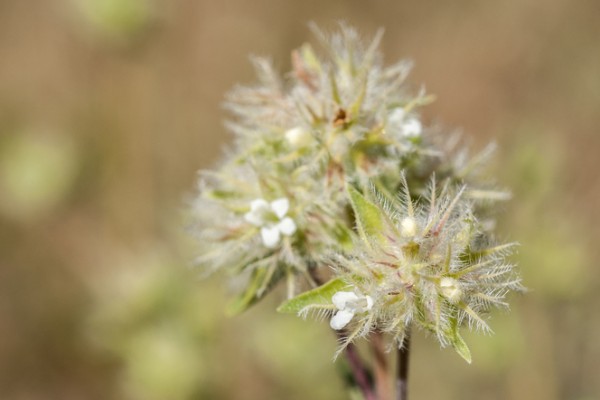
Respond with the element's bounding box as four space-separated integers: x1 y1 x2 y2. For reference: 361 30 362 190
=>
400 217 417 238
439 277 462 303
285 126 313 148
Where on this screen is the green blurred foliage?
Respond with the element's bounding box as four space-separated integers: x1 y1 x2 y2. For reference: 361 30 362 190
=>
73 0 158 44
1 0 599 399
506 133 590 299
0 131 78 221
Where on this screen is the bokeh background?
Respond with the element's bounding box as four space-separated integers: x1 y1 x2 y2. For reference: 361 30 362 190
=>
1 1 599 399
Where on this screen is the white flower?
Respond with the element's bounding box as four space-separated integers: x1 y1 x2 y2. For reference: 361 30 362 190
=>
330 291 374 330
388 108 422 138
401 118 422 138
388 108 406 126
244 198 297 248
285 126 313 148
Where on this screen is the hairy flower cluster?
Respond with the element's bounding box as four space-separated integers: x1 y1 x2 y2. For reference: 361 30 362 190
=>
190 24 521 360
322 180 521 359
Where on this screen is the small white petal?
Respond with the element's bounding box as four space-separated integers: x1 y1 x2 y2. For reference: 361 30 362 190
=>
330 310 355 330
250 198 269 213
285 126 313 148
245 199 269 226
332 291 359 310
260 226 281 248
277 217 297 236
270 198 289 219
388 108 406 125
244 211 263 227
365 295 374 311
402 118 422 138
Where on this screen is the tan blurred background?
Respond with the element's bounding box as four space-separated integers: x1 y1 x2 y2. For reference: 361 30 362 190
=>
1 1 599 399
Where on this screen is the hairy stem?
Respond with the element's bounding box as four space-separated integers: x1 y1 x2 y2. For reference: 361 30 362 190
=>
396 330 411 400
371 331 392 400
343 339 377 400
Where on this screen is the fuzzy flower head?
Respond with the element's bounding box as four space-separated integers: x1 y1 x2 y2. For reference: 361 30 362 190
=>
191 160 356 315
223 23 435 185
333 180 521 361
192 24 521 363
280 178 522 362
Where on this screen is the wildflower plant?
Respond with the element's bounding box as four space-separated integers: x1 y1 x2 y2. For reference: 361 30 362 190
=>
190 23 522 400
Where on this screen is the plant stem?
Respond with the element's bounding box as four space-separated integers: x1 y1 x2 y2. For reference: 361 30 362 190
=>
343 340 377 400
396 330 411 400
308 269 375 400
371 331 392 400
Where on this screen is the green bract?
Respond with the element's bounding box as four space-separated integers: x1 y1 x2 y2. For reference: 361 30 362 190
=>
277 278 349 314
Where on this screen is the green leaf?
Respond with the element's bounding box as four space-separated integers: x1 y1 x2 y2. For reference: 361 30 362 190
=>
445 311 472 363
347 185 385 244
226 265 281 316
451 332 472 364
277 277 349 314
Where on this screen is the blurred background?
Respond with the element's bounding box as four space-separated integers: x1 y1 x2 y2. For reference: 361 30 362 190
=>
1 0 599 399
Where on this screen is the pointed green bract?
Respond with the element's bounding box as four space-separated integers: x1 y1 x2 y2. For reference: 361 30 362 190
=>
451 332 472 364
445 313 472 363
347 185 385 244
277 277 349 314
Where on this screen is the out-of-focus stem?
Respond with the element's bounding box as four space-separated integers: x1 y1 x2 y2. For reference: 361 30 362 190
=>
396 330 411 400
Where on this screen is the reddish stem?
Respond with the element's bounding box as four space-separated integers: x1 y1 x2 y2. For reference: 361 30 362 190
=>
343 339 377 400
396 331 411 400
309 269 375 400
